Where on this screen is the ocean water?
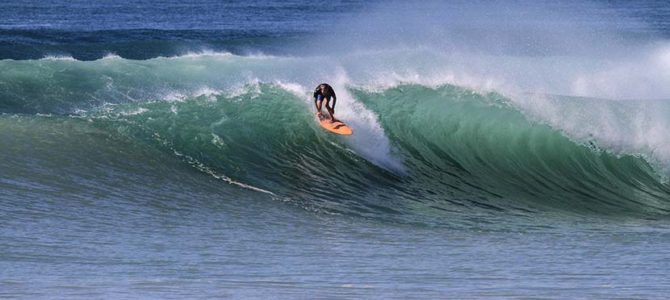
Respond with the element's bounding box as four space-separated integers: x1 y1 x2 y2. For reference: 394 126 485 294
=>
2 0 670 298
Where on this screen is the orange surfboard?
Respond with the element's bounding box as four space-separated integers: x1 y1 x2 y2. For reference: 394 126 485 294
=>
317 113 353 135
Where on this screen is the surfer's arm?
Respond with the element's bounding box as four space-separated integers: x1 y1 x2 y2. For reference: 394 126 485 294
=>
331 92 337 109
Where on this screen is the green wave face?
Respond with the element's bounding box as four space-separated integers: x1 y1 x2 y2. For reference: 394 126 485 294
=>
85 85 408 219
70 83 670 224
3 54 670 224
354 85 670 215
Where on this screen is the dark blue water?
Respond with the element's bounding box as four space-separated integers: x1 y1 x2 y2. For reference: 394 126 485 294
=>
3 0 670 298
0 0 364 60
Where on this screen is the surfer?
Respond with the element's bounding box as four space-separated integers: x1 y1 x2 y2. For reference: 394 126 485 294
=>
313 83 338 122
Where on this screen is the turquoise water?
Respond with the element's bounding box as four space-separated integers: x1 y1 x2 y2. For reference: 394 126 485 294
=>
3 0 670 298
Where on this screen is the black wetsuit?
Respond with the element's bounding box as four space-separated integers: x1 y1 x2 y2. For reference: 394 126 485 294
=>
313 83 337 109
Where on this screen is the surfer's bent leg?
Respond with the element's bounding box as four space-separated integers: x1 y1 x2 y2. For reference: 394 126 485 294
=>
315 94 323 115
325 97 337 122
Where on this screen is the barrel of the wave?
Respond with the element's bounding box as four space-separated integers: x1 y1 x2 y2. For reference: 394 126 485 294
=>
316 112 353 135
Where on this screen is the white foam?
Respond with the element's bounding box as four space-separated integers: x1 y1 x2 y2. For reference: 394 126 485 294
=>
325 70 406 173
175 50 235 59
226 79 262 99
569 43 670 100
40 55 77 61
274 81 307 97
163 50 280 60
100 53 123 60
192 87 223 101
119 107 148 116
162 91 188 102
210 133 226 148
161 86 223 103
